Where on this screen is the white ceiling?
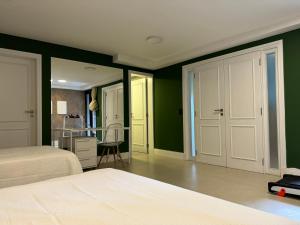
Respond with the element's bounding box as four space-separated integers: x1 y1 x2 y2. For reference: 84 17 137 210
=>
51 58 123 90
1 0 300 69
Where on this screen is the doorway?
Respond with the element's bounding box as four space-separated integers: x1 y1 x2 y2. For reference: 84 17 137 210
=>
182 41 286 175
129 71 154 156
0 48 42 149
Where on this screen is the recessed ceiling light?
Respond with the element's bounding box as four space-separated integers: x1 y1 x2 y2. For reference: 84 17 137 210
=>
84 66 97 71
146 35 163 44
58 80 67 83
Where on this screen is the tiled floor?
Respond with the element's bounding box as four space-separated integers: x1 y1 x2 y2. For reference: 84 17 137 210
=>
98 152 300 222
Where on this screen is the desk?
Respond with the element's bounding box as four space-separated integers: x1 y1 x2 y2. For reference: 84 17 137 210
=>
53 127 131 166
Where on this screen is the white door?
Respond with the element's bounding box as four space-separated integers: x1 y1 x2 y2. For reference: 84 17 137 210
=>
103 84 124 142
131 78 147 153
194 52 264 173
0 54 37 148
194 61 226 166
115 85 124 141
224 52 264 173
104 88 115 127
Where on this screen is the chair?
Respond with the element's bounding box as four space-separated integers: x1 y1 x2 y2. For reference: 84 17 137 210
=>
97 123 124 166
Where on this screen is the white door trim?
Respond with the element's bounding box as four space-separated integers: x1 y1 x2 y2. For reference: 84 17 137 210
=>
128 70 154 160
182 40 286 174
0 48 42 146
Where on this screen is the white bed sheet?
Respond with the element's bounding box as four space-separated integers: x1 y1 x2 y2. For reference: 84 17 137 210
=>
0 146 82 188
0 168 297 225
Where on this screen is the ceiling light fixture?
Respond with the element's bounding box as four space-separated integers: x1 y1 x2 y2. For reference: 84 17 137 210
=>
58 80 67 83
146 35 163 44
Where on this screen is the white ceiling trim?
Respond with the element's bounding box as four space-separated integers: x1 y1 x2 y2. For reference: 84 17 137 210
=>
114 17 300 70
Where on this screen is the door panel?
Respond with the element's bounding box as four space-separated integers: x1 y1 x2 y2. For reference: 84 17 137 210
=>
194 61 226 166
131 78 147 153
229 59 256 118
224 52 263 173
0 55 36 148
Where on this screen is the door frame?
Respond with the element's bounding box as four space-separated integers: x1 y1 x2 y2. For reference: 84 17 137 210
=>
182 40 286 175
0 48 42 146
128 70 154 157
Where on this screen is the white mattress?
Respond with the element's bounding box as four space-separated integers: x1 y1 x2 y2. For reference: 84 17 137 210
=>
0 146 82 188
0 168 297 225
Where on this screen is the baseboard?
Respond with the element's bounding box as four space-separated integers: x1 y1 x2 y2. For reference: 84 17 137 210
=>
284 168 300 176
97 152 129 163
154 148 184 160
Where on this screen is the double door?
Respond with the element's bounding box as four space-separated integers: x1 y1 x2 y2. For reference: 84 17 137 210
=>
194 52 264 173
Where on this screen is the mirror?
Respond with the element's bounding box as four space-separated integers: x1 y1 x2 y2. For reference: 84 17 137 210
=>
50 57 125 168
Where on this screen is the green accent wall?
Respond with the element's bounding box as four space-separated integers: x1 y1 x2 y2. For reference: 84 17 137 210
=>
0 33 151 146
154 28 300 168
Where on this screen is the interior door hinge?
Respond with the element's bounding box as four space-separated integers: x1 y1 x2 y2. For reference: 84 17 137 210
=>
194 111 197 117
262 158 265 166
260 107 263 115
195 149 198 156
259 58 262 66
193 73 196 79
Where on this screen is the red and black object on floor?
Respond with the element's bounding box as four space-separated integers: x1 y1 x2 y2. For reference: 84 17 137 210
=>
268 174 300 198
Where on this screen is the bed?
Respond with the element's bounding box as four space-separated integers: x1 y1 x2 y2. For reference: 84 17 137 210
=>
0 146 82 188
0 168 297 225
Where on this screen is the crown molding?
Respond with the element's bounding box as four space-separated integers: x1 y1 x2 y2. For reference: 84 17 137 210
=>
114 17 300 70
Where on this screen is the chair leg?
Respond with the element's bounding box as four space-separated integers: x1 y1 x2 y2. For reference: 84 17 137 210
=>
112 146 116 162
106 147 110 163
116 145 124 165
98 147 106 167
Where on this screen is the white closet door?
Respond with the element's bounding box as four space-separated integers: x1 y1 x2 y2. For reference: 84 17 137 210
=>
104 89 115 127
0 54 37 149
224 52 264 173
103 84 124 142
104 88 116 142
194 61 226 166
115 86 124 141
131 78 147 153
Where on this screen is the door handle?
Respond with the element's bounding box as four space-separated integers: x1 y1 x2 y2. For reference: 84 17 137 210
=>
214 109 224 116
25 110 34 114
214 109 223 112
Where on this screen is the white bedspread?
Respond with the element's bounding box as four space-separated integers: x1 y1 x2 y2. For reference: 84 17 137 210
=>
0 146 82 188
0 168 297 225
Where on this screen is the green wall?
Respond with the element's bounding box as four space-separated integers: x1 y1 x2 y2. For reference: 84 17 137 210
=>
0 33 151 146
154 28 300 168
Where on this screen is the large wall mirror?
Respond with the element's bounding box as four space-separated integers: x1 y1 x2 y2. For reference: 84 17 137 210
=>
50 57 127 168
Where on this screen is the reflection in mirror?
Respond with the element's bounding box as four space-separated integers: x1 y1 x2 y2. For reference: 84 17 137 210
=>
50 57 125 168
